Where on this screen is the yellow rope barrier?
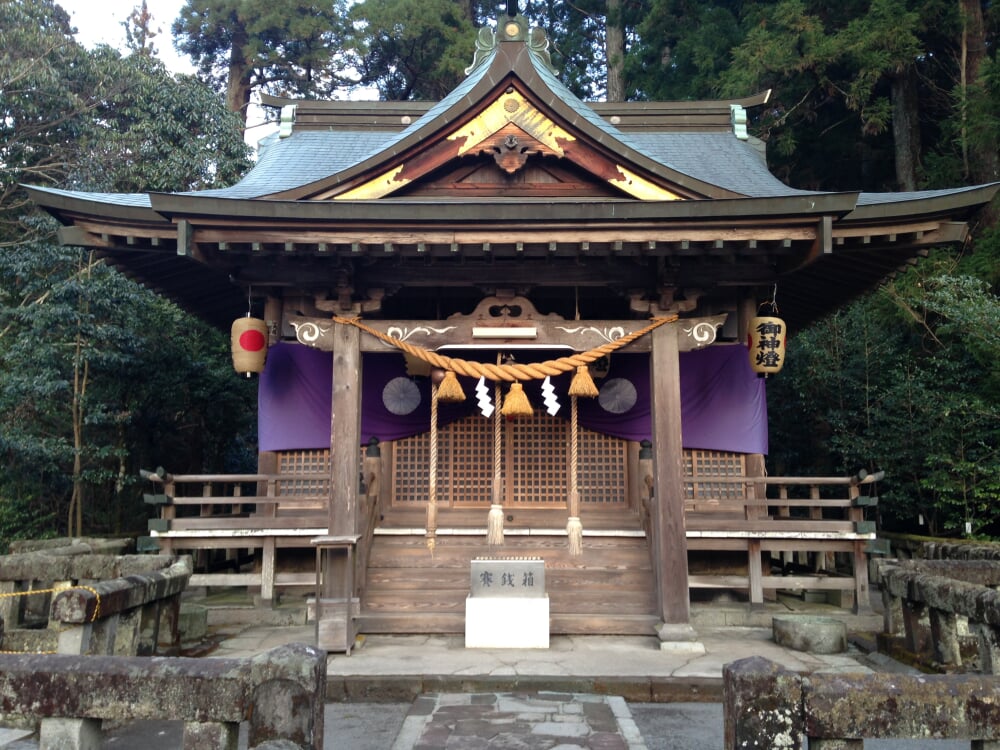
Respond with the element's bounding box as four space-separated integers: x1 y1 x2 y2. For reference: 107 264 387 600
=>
0 585 103 654
330 314 678 382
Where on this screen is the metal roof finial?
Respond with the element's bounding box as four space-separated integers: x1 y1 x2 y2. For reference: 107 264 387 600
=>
506 0 518 17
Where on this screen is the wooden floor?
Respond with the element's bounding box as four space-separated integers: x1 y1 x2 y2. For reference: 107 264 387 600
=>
359 506 659 635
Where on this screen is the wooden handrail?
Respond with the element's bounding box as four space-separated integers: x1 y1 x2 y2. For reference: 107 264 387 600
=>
684 474 881 486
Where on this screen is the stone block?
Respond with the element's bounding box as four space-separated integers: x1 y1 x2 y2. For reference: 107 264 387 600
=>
773 615 847 655
182 721 238 750
179 602 208 642
723 656 804 750
39 717 102 750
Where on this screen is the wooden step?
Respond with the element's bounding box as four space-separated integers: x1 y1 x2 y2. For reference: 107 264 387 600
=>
357 612 659 636
379 506 645 531
359 531 657 635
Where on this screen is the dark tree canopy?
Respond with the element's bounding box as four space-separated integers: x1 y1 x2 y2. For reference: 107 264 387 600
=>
0 0 255 544
349 0 476 100
172 0 353 124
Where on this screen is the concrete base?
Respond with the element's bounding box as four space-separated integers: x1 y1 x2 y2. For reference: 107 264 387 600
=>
465 596 549 649
773 615 847 654
656 623 706 654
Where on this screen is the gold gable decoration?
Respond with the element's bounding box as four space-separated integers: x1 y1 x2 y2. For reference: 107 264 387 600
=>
332 88 685 201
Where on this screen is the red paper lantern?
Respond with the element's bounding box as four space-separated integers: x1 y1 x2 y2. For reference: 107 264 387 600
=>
231 317 268 376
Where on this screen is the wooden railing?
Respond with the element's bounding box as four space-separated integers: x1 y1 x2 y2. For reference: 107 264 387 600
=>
141 443 384 604
663 469 881 612
142 469 327 602
144 458 880 614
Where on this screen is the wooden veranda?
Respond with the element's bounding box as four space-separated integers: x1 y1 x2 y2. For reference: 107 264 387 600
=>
144 442 880 634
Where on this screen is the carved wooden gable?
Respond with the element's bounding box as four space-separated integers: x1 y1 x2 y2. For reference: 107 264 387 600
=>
321 77 690 203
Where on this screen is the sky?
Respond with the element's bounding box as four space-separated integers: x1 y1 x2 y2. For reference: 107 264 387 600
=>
57 0 194 74
56 0 280 144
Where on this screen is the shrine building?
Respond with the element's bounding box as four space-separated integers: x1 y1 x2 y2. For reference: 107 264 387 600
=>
27 10 998 648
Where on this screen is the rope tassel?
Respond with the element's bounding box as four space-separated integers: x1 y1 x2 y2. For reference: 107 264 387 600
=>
426 501 437 555
567 395 583 556
437 370 465 402
487 503 505 546
427 382 440 556
566 516 583 556
501 381 533 417
568 364 599 398
488 374 505 547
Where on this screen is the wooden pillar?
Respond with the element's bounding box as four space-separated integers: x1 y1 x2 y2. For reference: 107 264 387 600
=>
255 454 278 604
649 323 690 624
258 296 283 605
327 323 362 588
329 322 361 537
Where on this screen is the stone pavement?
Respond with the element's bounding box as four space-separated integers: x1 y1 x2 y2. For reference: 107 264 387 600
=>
205 621 882 749
212 624 877 699
391 692 646 750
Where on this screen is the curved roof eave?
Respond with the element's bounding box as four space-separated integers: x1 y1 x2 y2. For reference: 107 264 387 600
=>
147 190 861 224
846 183 1000 222
23 185 163 224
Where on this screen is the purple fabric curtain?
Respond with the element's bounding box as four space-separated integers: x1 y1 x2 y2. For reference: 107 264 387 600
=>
258 342 767 454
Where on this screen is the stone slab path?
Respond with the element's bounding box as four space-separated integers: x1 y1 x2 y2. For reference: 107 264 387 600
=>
390 691 647 750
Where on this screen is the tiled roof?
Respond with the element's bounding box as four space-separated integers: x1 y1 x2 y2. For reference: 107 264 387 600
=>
27 187 154 208
186 131 390 199
27 35 991 212
627 133 810 198
855 185 993 206
191 131 809 202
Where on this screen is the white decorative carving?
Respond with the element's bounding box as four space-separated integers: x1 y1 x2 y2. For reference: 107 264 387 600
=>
554 325 626 343
682 321 719 348
292 321 330 345
385 325 456 344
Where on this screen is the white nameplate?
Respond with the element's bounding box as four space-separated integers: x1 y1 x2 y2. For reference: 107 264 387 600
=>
472 327 537 339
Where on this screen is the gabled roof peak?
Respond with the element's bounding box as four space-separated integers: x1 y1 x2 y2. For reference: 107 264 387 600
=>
465 11 557 76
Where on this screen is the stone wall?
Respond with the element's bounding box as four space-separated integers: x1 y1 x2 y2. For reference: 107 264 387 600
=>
876 555 1000 672
0 539 191 656
0 643 325 750
724 655 1000 749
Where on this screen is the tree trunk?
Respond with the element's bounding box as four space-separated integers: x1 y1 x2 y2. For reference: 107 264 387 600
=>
225 26 253 129
960 0 999 184
891 66 920 191
605 0 625 102
68 251 93 538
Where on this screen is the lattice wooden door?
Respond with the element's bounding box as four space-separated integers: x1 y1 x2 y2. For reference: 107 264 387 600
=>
683 449 746 509
391 413 627 508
